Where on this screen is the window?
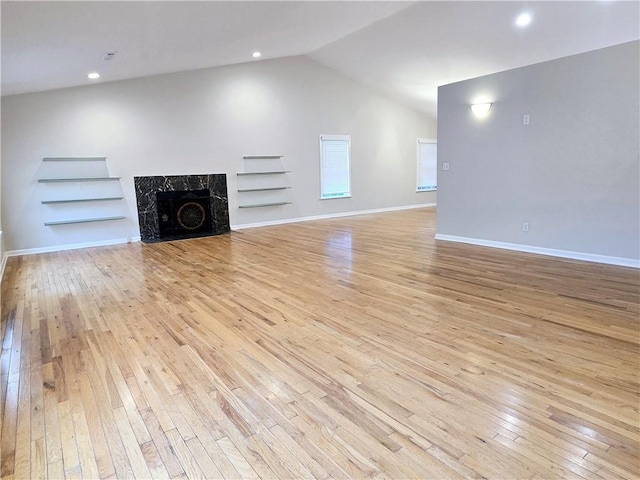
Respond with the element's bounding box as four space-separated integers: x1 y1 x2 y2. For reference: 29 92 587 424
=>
417 139 437 192
320 135 351 199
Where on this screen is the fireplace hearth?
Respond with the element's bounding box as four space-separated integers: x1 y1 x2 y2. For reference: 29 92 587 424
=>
134 174 230 243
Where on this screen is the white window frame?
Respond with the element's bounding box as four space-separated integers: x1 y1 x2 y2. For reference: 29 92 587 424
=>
319 134 352 200
416 138 437 192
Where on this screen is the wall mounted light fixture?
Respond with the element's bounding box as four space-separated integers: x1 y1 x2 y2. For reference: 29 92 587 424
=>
471 102 492 117
516 13 532 27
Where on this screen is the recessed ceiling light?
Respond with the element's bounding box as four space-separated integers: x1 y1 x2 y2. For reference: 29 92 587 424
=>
252 51 261 58
87 72 100 80
516 13 532 27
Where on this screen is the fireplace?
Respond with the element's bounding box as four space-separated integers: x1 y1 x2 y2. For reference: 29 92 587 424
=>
157 189 211 238
134 174 230 243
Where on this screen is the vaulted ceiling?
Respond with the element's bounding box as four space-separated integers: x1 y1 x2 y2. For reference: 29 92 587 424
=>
2 1 639 117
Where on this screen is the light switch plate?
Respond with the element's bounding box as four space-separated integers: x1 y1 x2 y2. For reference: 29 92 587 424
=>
523 114 531 125
442 162 450 171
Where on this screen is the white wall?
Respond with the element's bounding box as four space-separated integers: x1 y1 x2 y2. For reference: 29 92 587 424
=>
1 55 436 252
436 41 639 265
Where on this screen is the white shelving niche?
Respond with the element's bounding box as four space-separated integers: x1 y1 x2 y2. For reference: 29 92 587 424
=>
237 155 292 208
38 157 127 226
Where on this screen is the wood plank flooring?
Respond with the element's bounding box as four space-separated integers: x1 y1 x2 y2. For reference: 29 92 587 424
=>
1 207 638 479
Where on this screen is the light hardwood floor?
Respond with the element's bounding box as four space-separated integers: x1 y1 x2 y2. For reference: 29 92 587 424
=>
1 208 638 479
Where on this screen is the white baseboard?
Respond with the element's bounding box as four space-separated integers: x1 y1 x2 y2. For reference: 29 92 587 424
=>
0 230 5 283
232 203 436 230
0 254 6 281
3 236 141 261
434 234 640 268
0 204 437 266
0 255 7 285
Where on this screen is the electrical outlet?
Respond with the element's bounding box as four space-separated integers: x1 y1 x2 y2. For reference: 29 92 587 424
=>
522 222 529 232
523 114 530 125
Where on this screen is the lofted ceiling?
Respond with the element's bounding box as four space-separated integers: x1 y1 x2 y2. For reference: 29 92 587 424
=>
2 1 639 117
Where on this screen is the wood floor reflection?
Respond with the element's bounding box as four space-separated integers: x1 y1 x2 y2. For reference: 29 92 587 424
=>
1 208 638 479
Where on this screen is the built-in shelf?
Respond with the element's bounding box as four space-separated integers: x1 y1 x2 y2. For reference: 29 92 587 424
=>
42 196 124 204
45 216 126 226
238 202 292 209
43 157 106 162
237 171 290 176
38 177 121 183
237 187 291 193
39 156 127 226
238 156 291 209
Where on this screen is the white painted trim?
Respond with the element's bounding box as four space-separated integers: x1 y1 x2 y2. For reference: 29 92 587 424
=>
416 137 437 192
319 134 351 200
233 203 436 230
434 234 640 269
0 230 5 283
0 255 7 284
4 236 141 259
0 204 439 259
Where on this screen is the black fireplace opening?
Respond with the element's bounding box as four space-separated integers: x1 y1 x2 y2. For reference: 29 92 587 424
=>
157 189 212 239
